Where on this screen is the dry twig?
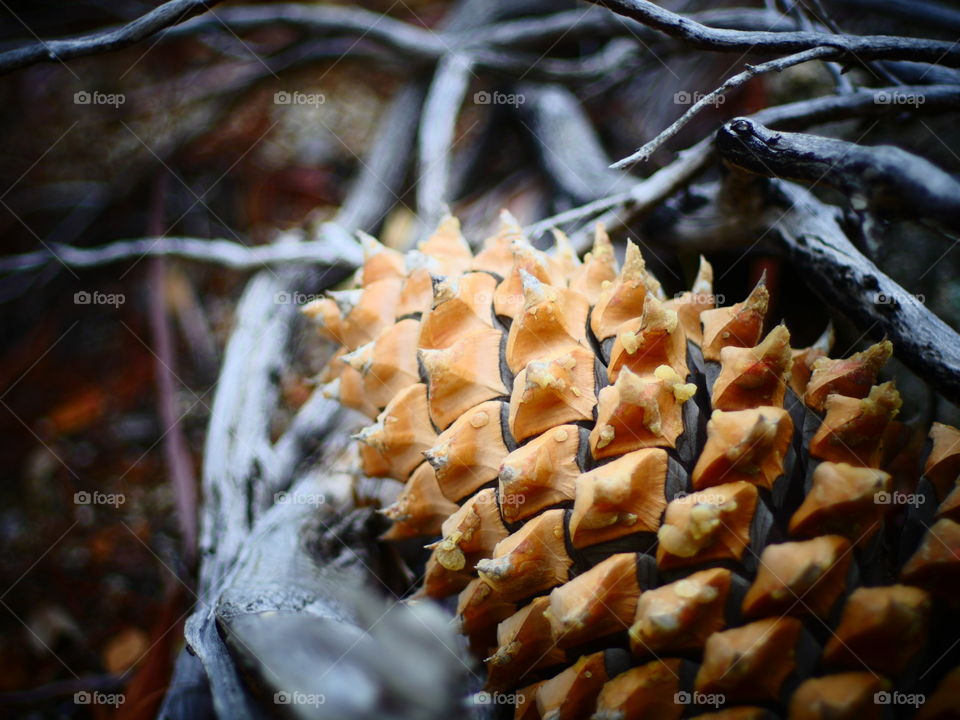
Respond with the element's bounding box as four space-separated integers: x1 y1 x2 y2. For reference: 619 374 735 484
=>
588 0 960 65
772 180 960 403
717 117 960 234
0 0 223 75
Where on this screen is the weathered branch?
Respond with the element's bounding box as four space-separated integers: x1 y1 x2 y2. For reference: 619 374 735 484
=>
474 37 642 82
166 3 443 62
520 84 635 205
168 4 798 54
184 479 466 720
612 46 835 168
748 85 960 127
771 180 960 404
716 117 960 234
588 0 960 66
0 0 223 75
158 18 442 715
170 4 802 52
527 84 960 243
0 234 361 275
828 0 960 35
418 54 475 233
337 81 427 234
168 4 637 81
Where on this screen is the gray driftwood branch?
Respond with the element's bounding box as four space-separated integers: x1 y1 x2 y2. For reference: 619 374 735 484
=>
588 0 960 66
418 53 475 233
716 117 960 234
0 234 361 275
526 84 960 244
612 46 836 168
158 60 462 719
0 0 223 75
770 180 960 405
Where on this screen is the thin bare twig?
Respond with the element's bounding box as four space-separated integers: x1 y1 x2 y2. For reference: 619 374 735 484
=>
612 46 835 168
527 84 960 242
828 0 960 35
588 0 960 66
0 0 223 75
717 117 960 234
527 135 715 244
773 180 960 404
166 3 443 61
786 2 854 93
418 53 475 232
520 83 634 204
0 235 361 275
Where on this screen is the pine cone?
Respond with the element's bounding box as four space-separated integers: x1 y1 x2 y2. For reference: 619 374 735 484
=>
308 213 960 720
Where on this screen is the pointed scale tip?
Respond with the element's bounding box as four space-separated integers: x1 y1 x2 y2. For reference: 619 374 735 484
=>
550 227 571 251
356 229 384 258
341 342 373 374
814 321 836 354
320 377 340 400
692 255 714 295
518 267 551 305
327 287 363 317
429 274 458 307
499 208 521 230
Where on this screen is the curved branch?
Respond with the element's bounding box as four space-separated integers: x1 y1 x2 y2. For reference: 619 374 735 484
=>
772 180 960 404
166 4 799 52
527 84 960 241
828 0 960 36
519 83 635 204
716 117 960 234
0 234 361 274
473 37 641 81
525 135 715 245
166 3 444 61
418 53 475 232
612 46 835 168
587 0 960 66
0 0 222 75
474 6 802 46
